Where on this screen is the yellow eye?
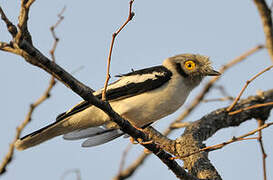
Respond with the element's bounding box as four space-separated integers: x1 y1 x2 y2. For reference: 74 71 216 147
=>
184 60 196 70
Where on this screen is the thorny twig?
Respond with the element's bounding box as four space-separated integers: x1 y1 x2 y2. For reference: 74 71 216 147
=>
227 65 273 111
0 8 64 175
102 0 135 101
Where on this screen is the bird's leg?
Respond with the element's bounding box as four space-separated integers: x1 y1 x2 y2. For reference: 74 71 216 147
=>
128 123 153 145
129 137 153 145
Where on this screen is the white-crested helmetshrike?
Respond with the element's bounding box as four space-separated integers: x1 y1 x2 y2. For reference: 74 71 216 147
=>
15 54 220 150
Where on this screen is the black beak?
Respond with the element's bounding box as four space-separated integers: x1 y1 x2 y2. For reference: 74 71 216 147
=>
206 69 221 76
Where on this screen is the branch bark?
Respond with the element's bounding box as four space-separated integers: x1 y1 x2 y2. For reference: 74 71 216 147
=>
253 0 273 62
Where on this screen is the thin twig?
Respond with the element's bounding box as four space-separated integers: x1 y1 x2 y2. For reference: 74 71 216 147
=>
102 0 135 101
0 8 64 175
0 76 56 175
0 6 17 37
118 143 132 175
15 0 36 44
0 42 17 53
169 122 191 129
257 119 267 180
227 65 273 111
203 96 234 103
228 102 273 115
50 7 65 63
112 153 149 180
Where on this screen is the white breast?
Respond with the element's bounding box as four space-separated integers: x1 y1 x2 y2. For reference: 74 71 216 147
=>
110 74 192 127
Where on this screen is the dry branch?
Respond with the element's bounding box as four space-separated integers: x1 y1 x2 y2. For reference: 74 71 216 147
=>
143 89 273 179
253 0 273 62
102 0 135 101
0 7 64 175
0 6 17 37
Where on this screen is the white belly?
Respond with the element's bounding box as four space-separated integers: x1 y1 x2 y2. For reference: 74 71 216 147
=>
111 75 192 127
66 75 192 129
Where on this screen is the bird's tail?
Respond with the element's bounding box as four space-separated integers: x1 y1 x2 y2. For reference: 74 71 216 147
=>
15 119 74 151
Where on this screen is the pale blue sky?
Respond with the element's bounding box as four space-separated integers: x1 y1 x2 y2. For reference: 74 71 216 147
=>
0 1 273 180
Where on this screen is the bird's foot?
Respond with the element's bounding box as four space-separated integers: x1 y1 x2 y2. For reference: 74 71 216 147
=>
169 156 179 160
129 137 153 145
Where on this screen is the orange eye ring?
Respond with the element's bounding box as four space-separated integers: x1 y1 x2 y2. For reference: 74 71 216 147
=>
184 60 196 70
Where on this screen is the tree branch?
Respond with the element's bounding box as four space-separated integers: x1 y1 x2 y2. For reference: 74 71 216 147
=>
143 89 273 179
253 0 273 62
0 6 17 37
102 0 135 100
0 8 65 174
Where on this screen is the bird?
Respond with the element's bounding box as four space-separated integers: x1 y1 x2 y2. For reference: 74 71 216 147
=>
15 53 220 150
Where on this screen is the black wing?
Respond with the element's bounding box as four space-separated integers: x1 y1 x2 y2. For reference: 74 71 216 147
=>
56 65 172 122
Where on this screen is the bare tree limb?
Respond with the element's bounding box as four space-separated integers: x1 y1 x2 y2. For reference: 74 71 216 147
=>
143 89 273 179
15 0 36 44
0 7 64 175
0 6 17 37
0 75 56 175
253 0 273 62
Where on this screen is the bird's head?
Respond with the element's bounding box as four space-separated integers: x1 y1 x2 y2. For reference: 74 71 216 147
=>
164 54 221 87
